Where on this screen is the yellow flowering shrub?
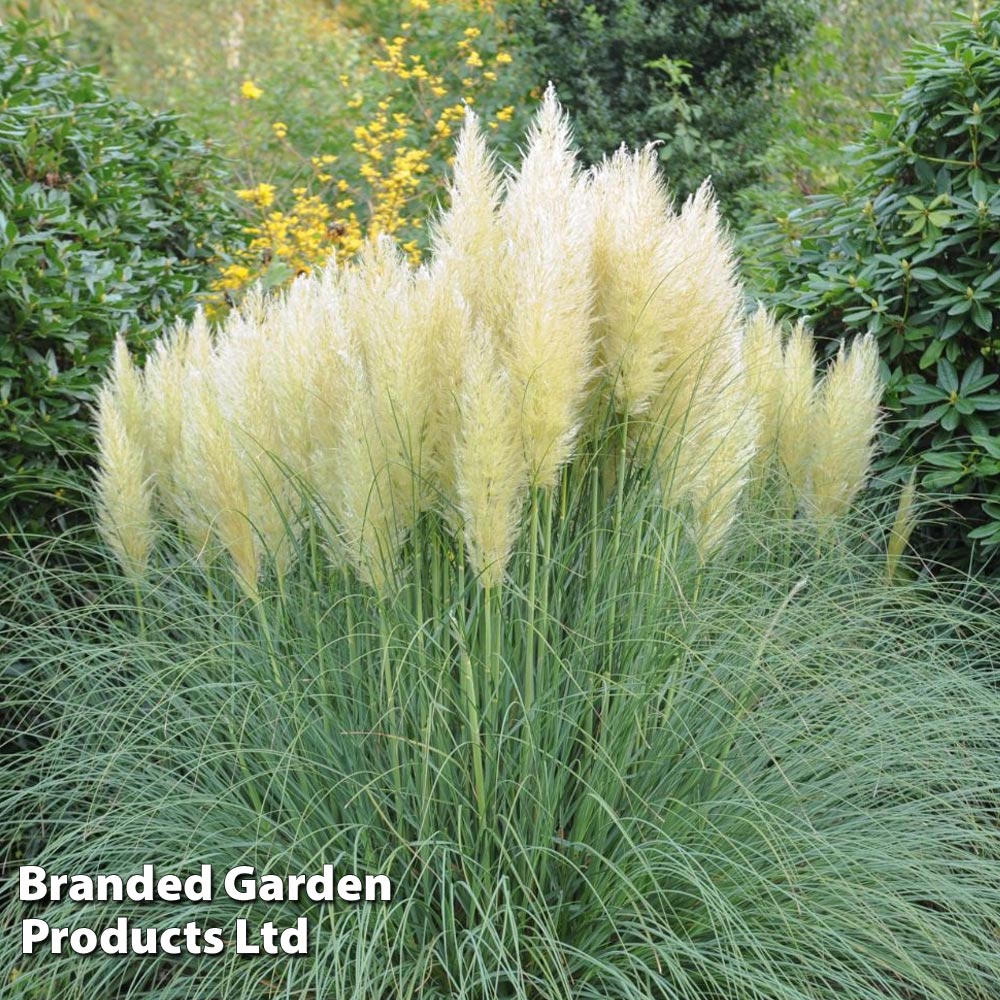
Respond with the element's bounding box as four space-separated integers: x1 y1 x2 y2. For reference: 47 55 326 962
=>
212 0 531 308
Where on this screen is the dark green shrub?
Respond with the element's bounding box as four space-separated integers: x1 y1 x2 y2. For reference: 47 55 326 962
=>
0 17 239 540
505 0 818 206
751 9 1000 572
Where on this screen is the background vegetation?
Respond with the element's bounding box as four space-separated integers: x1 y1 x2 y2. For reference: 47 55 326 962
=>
0 17 238 540
749 6 1000 573
505 0 819 208
739 0 965 221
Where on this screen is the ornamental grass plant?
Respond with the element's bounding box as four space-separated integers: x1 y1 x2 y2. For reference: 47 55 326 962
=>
3 94 1000 1000
4 477 1000 999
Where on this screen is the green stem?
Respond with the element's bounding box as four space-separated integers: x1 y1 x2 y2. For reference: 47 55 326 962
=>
251 595 282 689
588 460 600 625
343 566 358 670
132 577 146 640
524 489 540 720
380 607 405 834
539 485 554 693
457 633 487 828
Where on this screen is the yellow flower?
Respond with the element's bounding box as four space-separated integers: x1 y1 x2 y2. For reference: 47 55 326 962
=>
235 183 276 208
240 79 263 100
272 121 288 139
495 51 512 64
218 263 251 290
495 105 514 122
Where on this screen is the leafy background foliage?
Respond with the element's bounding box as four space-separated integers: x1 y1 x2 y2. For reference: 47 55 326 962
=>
738 0 963 220
751 8 1000 570
505 0 818 207
0 17 238 539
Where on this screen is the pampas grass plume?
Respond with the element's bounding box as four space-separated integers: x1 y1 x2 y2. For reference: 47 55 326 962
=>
589 145 677 416
807 333 882 521
95 340 155 577
173 331 260 596
689 376 759 558
430 110 503 327
642 182 746 514
742 305 785 480
887 467 919 581
335 239 438 587
454 322 528 587
496 85 595 488
775 320 817 504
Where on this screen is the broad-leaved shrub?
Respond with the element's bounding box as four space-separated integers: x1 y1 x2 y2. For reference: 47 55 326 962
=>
754 8 1000 571
0 18 239 540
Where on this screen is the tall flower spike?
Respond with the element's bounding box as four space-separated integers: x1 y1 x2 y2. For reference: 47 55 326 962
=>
335 239 436 588
454 322 529 587
496 85 596 488
807 334 882 522
94 342 155 578
589 145 679 417
410 266 469 517
689 366 760 559
142 321 190 522
742 305 785 483
886 467 918 581
172 334 260 595
642 180 745 509
287 264 357 569
212 289 299 575
430 109 504 327
110 336 145 446
775 320 817 504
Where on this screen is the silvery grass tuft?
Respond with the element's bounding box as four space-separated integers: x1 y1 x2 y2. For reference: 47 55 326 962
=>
4 489 1000 1000
9 91 999 1000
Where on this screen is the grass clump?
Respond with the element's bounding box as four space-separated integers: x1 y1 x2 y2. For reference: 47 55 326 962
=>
3 493 1000 998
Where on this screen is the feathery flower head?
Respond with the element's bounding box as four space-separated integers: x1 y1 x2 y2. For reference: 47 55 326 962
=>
95 351 155 578
775 320 817 504
430 109 503 325
496 85 596 487
807 333 882 522
588 144 678 416
742 305 785 477
454 322 529 587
